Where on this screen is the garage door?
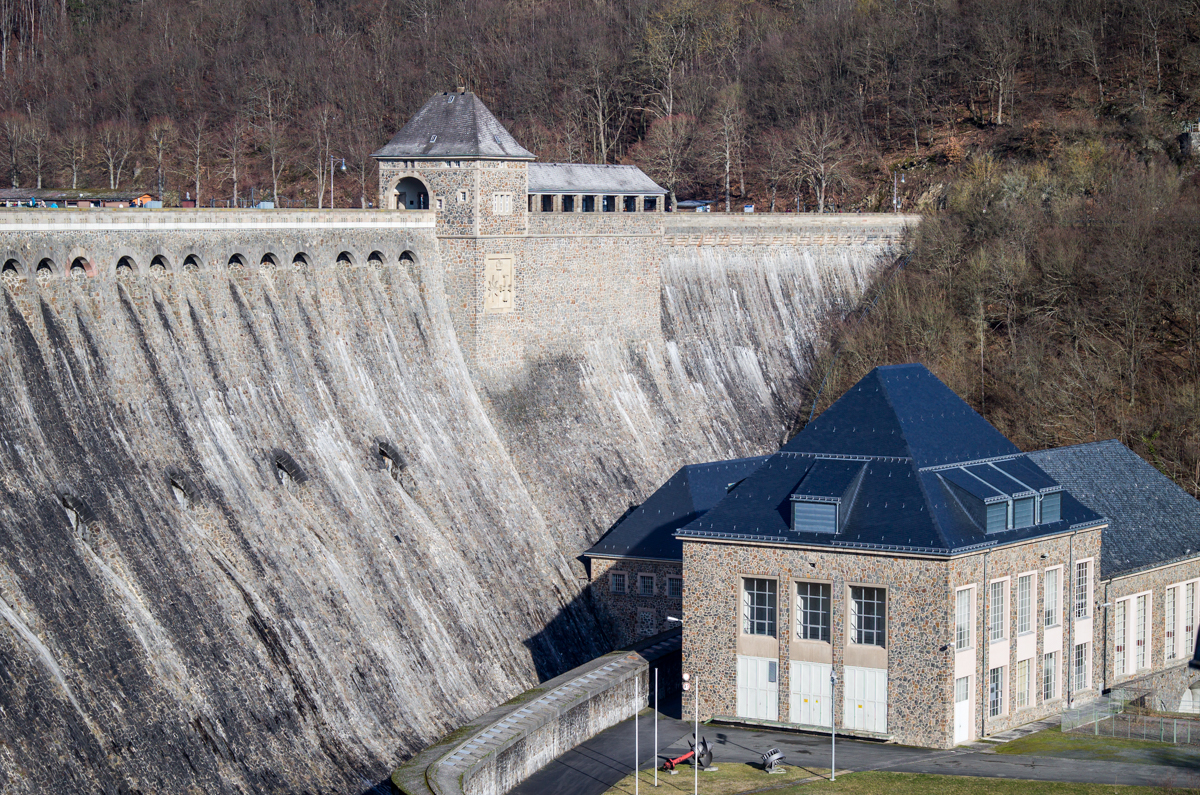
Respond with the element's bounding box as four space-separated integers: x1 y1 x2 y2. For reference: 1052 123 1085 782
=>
843 666 887 734
790 661 832 727
736 655 779 721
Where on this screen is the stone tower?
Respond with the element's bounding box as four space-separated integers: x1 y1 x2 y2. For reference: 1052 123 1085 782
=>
372 91 535 236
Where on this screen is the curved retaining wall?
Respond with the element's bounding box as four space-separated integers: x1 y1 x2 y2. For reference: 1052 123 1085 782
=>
395 631 679 795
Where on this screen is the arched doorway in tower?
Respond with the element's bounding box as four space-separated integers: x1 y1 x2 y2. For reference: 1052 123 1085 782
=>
394 177 429 210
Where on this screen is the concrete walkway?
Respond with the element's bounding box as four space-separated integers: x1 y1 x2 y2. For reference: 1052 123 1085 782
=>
510 704 1200 795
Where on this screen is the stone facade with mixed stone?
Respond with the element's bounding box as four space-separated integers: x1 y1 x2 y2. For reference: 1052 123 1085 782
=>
607 363 1200 750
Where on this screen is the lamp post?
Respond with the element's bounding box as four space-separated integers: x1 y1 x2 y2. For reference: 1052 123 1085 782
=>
636 674 640 795
654 667 659 787
892 170 905 212
830 670 837 781
682 672 698 795
330 156 345 208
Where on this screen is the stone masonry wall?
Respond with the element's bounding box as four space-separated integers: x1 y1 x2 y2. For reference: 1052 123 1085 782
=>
681 540 949 748
1101 557 1200 707
588 557 684 648
948 528 1103 744
477 162 528 237
0 209 436 279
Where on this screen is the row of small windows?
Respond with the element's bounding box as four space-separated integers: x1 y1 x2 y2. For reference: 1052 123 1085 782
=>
743 578 887 648
1 250 418 277
608 571 682 599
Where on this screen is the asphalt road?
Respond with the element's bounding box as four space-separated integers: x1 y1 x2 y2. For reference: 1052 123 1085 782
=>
509 699 1200 795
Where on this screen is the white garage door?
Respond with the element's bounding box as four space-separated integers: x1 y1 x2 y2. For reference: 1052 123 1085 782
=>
790 661 832 727
843 666 888 734
736 655 779 721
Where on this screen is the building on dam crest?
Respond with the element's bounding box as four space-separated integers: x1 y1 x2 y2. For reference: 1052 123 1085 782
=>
585 363 1200 748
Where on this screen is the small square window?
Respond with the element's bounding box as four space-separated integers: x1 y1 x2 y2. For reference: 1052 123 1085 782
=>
458 191 467 202
639 574 654 596
436 198 444 211
667 577 682 599
610 572 626 594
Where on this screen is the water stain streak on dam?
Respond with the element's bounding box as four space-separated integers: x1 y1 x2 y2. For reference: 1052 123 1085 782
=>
0 210 910 792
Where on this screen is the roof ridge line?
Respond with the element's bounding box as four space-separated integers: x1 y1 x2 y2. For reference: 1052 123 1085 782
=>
875 369 920 463
919 452 1025 473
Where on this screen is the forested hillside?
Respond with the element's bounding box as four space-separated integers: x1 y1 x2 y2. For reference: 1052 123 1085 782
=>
1 0 1199 210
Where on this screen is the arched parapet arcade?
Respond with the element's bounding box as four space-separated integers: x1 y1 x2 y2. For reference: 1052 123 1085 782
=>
0 208 438 287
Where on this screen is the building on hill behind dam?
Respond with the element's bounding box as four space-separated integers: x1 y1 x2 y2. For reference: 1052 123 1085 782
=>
0 92 912 793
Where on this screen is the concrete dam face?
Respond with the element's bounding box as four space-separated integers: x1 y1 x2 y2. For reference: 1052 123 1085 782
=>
0 210 909 793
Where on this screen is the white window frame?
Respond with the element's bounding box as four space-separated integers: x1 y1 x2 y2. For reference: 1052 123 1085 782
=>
742 577 777 637
458 190 468 202
1017 572 1036 635
850 585 887 647
492 192 514 215
989 578 1009 643
989 665 1007 717
1115 599 1127 675
1167 586 1178 662
1136 593 1151 671
609 571 626 594
1165 578 1200 665
1074 558 1093 619
638 572 656 597
1072 642 1090 692
1042 651 1058 702
1015 658 1030 709
1044 566 1063 628
796 580 832 643
955 586 974 650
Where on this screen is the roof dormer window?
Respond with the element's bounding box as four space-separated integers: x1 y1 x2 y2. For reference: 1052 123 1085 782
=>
793 500 838 534
941 458 1064 533
788 459 865 535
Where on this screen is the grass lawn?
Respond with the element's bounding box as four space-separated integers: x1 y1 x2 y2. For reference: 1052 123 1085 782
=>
996 725 1200 768
602 768 1195 795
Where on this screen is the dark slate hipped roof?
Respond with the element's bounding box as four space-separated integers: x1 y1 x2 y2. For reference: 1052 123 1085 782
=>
781 364 1020 466
528 163 666 195
1029 440 1200 578
585 457 769 561
677 364 1104 555
372 92 535 160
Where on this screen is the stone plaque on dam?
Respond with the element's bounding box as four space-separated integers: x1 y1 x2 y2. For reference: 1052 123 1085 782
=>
0 208 912 792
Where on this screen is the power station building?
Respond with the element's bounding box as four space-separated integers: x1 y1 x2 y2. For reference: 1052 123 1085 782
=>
585 364 1200 748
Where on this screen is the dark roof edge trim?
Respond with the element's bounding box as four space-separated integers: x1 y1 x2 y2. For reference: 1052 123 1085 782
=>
373 154 535 161
1104 552 1200 582
580 553 683 564
675 533 956 558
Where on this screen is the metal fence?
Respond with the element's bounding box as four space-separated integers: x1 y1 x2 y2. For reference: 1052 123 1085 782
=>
1062 689 1200 745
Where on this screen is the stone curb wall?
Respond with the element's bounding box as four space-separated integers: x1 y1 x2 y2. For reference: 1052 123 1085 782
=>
394 630 680 795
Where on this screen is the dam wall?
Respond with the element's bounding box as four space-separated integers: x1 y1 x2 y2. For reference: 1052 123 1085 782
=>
0 210 913 793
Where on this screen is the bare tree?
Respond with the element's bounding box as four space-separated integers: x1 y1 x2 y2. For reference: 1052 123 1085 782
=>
95 119 137 189
305 103 338 208
1064 21 1105 104
216 114 249 205
756 128 793 213
626 113 696 211
59 126 87 189
25 111 46 188
792 114 848 214
703 83 747 212
250 72 292 203
179 114 209 205
0 111 29 187
145 117 178 200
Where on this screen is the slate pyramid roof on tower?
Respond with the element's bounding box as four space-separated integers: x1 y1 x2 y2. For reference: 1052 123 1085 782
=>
372 91 535 160
676 363 1105 555
781 363 1020 466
